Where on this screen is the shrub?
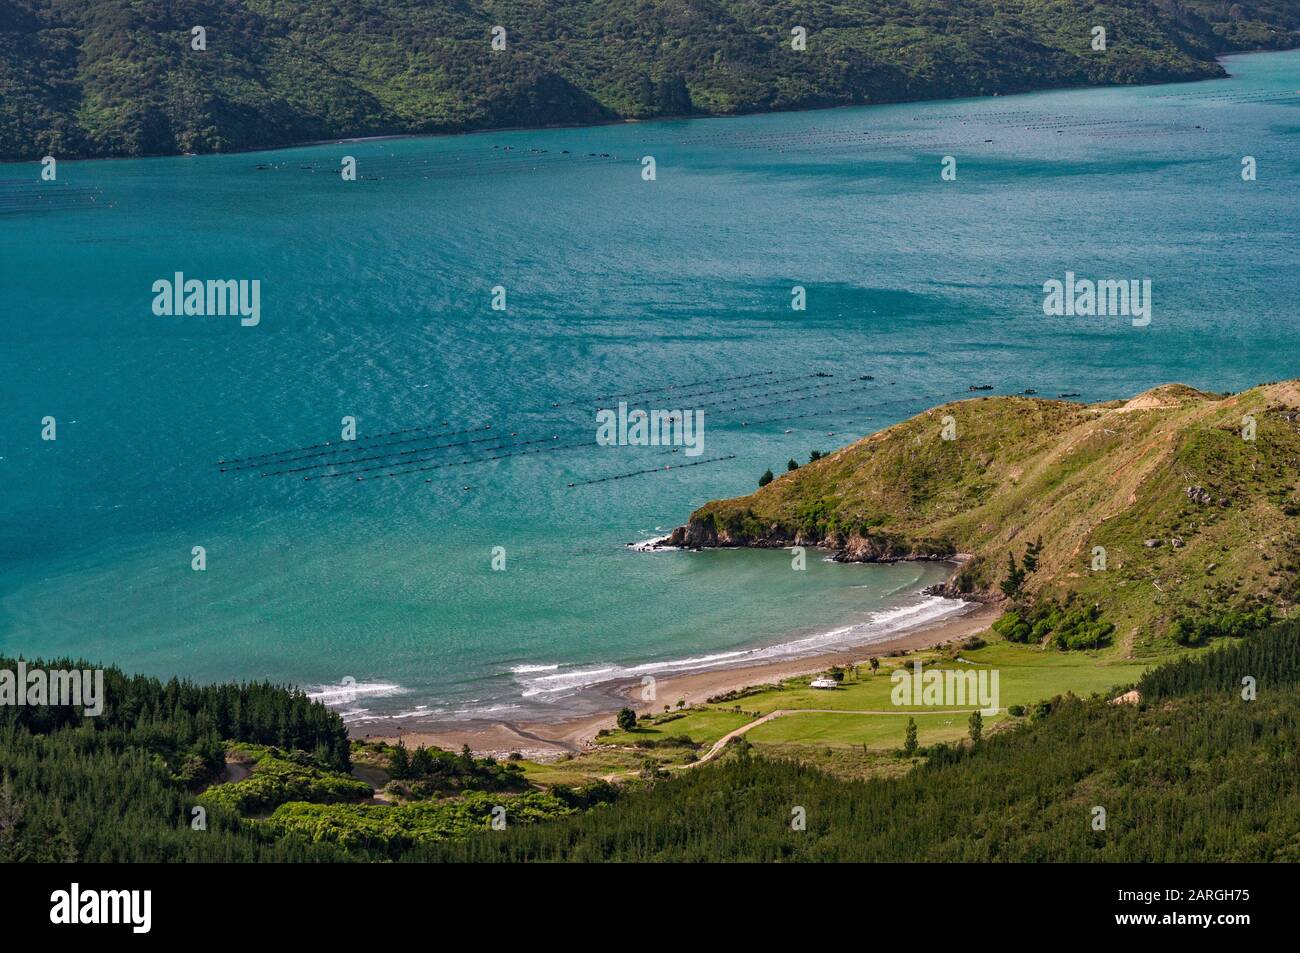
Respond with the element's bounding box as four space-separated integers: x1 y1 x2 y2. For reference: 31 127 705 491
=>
994 602 1113 651
1170 606 1273 647
200 754 372 815
992 611 1033 643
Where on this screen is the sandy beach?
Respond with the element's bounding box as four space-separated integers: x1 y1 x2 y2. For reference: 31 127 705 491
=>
355 601 1000 759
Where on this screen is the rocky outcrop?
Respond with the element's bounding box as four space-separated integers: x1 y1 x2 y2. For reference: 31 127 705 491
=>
923 575 988 602
666 514 990 605
667 517 955 564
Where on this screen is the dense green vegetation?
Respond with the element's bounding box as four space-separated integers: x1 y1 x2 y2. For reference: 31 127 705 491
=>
414 618 1300 861
199 745 372 815
0 655 349 770
993 599 1116 650
1169 605 1274 646
3 0 1298 160
0 655 613 860
266 783 617 857
384 739 530 797
1139 617 1300 699
0 656 350 861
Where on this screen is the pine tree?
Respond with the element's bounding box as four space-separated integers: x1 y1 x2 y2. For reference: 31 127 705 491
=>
1000 553 1026 598
389 740 411 779
411 745 435 777
1023 536 1043 573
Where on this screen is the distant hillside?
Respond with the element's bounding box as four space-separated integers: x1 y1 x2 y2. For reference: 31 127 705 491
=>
2 0 1299 160
672 381 1300 652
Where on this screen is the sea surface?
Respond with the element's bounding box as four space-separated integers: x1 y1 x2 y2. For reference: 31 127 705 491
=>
3 51 1298 725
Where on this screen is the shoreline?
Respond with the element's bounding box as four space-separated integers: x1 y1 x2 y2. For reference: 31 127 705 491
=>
3 52 1272 166
356 601 1000 759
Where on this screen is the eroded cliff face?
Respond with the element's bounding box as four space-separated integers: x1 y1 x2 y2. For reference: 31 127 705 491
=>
665 516 986 603
666 518 955 564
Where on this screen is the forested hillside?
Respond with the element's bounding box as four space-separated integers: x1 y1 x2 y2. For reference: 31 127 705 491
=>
0 655 611 861
0 657 349 861
2 0 1298 160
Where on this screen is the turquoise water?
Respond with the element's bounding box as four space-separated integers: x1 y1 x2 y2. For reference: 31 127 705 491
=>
3 51 1298 725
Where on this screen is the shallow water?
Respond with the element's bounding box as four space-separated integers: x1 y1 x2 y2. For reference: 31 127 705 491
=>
2 51 1297 722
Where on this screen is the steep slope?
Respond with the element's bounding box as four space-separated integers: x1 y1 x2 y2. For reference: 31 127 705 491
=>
3 0 1299 160
671 381 1300 651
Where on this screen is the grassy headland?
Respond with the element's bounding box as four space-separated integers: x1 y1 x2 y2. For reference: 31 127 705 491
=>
673 381 1300 655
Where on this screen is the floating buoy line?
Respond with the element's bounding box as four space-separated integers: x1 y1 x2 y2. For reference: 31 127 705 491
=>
218 423 495 470
734 390 958 429
215 372 1018 487
216 372 848 473
0 181 110 215
265 145 627 184
549 370 776 408
567 454 738 488
219 376 881 480
313 438 595 482
292 433 570 479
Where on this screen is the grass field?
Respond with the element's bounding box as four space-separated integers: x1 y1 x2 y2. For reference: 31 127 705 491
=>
746 708 986 748
717 644 1149 750
721 642 1155 714
572 639 1165 777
